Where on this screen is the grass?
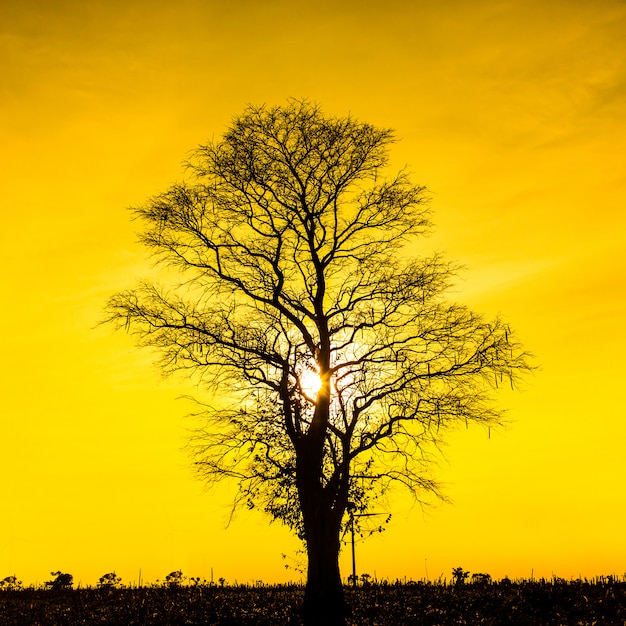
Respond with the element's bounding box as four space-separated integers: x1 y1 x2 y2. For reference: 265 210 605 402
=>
1 578 625 625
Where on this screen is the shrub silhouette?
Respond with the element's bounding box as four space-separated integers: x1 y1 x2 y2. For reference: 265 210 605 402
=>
98 572 122 588
0 575 22 590
472 572 492 585
452 567 469 586
45 571 73 590
164 570 185 587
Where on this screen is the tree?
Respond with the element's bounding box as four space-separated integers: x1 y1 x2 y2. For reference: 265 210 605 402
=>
105 100 531 625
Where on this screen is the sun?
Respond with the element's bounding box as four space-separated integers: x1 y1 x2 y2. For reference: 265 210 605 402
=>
299 367 322 398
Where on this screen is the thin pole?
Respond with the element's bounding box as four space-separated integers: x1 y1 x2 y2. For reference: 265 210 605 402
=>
351 512 356 585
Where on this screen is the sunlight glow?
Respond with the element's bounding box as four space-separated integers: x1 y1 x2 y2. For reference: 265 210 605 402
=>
299 368 322 398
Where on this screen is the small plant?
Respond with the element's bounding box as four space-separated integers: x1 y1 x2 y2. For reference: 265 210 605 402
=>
471 572 492 585
218 577 226 587
0 575 22 591
164 570 185 587
45 571 73 590
360 573 372 587
98 572 122 588
452 567 469 586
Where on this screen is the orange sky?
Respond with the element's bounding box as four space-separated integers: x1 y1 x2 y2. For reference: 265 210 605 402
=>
1 0 625 586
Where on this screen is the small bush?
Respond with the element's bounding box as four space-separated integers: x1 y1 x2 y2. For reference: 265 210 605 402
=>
0 576 22 591
44 571 73 590
164 570 185 587
452 567 469 586
98 572 122 588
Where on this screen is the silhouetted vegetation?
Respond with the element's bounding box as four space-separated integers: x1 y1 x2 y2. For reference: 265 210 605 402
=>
105 100 532 625
0 576 22 591
451 566 469 586
44 571 73 591
98 572 122 588
1 576 625 625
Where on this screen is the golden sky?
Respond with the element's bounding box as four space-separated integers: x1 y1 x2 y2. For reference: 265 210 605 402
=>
2 0 625 586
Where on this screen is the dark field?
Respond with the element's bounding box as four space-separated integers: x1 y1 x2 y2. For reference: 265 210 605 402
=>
1 579 626 625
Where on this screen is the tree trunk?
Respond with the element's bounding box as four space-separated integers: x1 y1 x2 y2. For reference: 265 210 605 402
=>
297 367 349 625
300 506 348 626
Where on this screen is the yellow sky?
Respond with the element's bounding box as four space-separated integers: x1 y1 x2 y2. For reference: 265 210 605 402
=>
1 0 625 586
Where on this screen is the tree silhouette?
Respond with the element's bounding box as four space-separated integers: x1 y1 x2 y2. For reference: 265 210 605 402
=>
105 100 531 626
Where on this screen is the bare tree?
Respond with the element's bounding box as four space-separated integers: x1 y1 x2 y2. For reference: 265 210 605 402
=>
106 100 531 626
